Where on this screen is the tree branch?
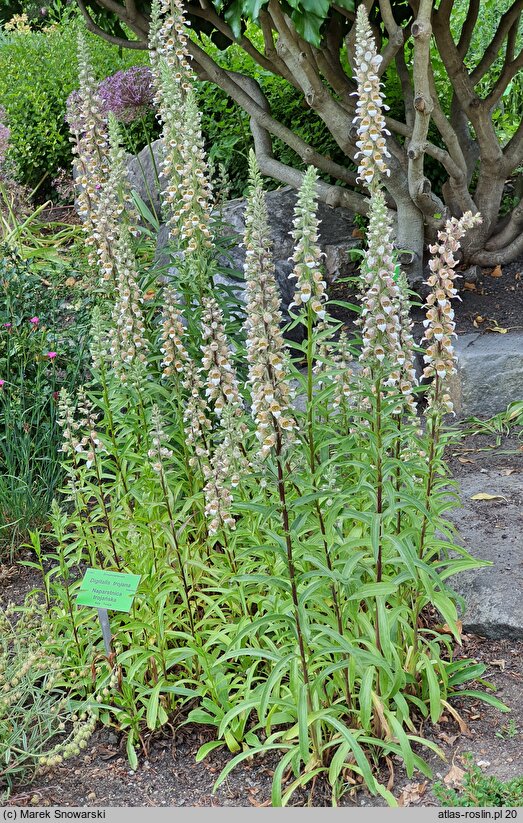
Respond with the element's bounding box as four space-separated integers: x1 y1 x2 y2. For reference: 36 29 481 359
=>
424 64 477 215
470 1 523 83
408 0 446 226
257 9 297 85
187 39 362 192
503 116 523 173
189 1 297 87
436 0 455 24
485 47 523 109
395 47 415 130
266 0 356 156
377 0 405 74
457 0 479 59
484 200 523 251
433 9 500 161
233 72 369 214
469 229 523 265
76 0 147 47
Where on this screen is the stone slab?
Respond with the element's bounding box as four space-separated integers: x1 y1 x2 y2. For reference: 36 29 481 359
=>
449 332 523 419
448 469 523 639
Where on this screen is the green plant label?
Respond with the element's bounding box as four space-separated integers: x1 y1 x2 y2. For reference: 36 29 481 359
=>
76 568 140 612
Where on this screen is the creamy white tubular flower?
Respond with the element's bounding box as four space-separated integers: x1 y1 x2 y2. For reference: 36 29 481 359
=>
423 211 482 413
352 5 391 188
243 151 296 458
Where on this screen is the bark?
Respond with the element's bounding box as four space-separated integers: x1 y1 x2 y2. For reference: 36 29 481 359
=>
385 171 425 285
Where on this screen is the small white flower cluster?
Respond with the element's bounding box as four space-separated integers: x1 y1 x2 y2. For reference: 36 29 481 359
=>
159 289 212 469
391 271 419 414
89 307 111 372
332 331 355 411
160 287 190 377
243 152 296 458
183 357 212 470
109 227 149 378
76 387 104 468
352 6 390 188
149 0 193 88
91 116 136 288
201 296 242 415
169 89 214 256
358 189 403 372
58 388 102 470
202 452 236 535
423 211 482 413
150 0 213 259
148 404 173 473
199 300 247 535
288 166 327 318
71 35 111 274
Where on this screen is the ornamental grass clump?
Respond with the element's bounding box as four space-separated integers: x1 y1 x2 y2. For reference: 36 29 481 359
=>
32 4 506 807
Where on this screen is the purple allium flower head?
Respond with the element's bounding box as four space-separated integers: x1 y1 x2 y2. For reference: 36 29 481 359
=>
98 66 154 124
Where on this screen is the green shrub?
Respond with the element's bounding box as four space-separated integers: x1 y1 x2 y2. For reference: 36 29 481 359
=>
434 755 523 807
0 21 147 189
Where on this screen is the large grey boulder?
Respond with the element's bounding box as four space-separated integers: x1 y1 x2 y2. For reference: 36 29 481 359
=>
155 186 362 315
449 332 523 418
449 469 523 639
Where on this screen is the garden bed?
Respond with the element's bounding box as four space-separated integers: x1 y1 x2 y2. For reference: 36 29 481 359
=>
3 431 522 808
3 634 522 808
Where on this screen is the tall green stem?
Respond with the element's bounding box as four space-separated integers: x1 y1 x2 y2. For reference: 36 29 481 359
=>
373 377 384 668
275 432 320 757
304 307 352 711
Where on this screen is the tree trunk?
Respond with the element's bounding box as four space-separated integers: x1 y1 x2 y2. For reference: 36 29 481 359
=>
394 197 426 288
385 168 425 286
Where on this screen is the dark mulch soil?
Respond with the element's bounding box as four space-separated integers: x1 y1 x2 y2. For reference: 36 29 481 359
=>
329 255 523 341
450 258 523 336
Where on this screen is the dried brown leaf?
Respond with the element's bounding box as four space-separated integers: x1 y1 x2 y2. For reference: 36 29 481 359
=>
490 265 503 278
470 492 507 501
441 699 470 735
398 782 427 806
444 764 466 788
438 732 459 745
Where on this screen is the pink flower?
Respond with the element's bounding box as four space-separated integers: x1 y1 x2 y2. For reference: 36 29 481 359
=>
46 351 58 359
30 316 39 325
0 379 5 388
3 322 11 328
